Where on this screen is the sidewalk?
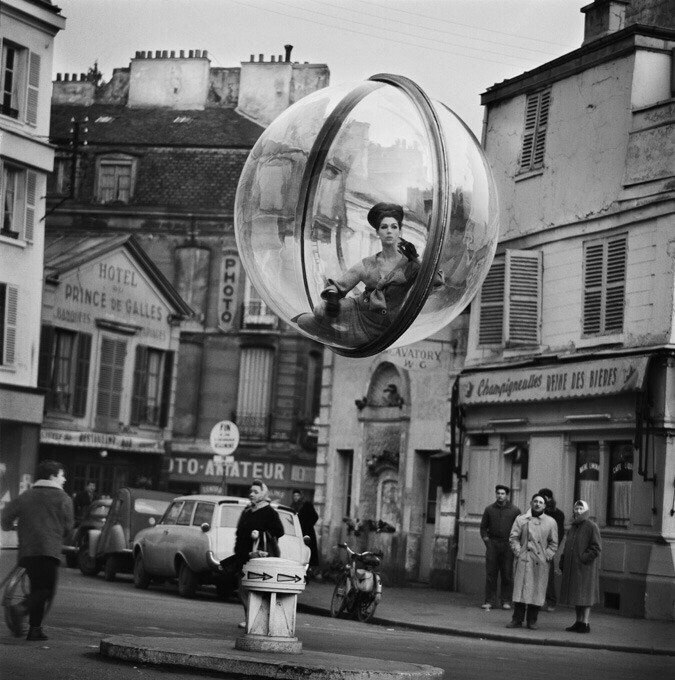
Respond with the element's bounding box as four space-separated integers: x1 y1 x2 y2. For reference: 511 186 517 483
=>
297 579 675 656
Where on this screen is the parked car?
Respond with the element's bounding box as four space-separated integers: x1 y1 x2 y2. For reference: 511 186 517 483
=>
78 487 175 581
63 498 113 568
132 495 311 598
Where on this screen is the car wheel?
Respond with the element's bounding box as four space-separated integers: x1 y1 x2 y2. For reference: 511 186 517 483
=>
78 543 100 576
177 561 199 598
103 555 119 582
133 552 151 590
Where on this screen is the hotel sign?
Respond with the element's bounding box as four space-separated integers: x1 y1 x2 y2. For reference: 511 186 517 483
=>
41 428 164 453
459 355 649 405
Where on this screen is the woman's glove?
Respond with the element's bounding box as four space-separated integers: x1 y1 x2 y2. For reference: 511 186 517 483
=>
397 239 418 261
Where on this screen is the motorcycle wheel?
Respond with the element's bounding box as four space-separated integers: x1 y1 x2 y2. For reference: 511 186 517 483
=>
356 593 378 622
329 574 349 617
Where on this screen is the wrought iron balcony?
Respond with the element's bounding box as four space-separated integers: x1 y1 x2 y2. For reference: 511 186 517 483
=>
232 411 272 439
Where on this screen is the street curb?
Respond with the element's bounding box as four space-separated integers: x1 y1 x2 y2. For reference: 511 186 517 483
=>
297 603 675 657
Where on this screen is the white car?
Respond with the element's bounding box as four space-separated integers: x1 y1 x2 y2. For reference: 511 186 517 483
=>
132 495 310 598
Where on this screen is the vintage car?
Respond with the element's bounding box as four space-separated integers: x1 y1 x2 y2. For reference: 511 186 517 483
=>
63 497 112 568
132 495 311 598
79 487 175 580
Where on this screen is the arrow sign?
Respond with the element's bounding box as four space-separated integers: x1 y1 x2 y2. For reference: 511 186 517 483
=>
277 573 303 583
246 571 273 581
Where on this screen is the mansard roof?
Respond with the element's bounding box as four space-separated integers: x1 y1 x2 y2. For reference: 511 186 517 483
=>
50 104 264 148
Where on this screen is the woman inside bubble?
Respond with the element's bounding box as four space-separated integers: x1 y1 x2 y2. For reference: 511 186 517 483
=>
294 202 423 346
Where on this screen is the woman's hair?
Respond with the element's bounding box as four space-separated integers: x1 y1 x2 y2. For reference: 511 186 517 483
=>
367 202 404 230
251 479 270 500
36 459 64 481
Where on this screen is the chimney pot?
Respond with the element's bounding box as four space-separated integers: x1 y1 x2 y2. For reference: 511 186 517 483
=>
250 54 255 62
180 50 185 58
72 73 78 81
196 50 202 58
64 74 69 82
170 50 175 58
135 51 141 58
56 73 62 81
80 73 86 81
279 54 283 62
162 50 168 58
259 53 264 62
202 50 208 59
271 55 276 62
284 44 293 62
189 50 194 58
138 51 145 58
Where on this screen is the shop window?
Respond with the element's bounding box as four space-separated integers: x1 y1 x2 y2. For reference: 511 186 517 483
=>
582 235 626 336
174 246 210 322
518 88 550 173
0 283 17 366
96 337 127 431
1 162 37 241
338 449 354 517
478 250 542 347
608 441 633 527
39 326 92 416
575 442 600 520
131 346 174 427
235 346 274 438
96 155 136 204
1 41 40 124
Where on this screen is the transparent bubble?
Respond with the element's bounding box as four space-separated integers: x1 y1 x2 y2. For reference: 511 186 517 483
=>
235 75 499 357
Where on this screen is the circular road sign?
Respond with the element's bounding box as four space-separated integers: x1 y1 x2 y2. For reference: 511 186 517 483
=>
210 420 240 457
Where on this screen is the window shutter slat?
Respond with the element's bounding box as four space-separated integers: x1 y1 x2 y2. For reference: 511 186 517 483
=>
506 251 541 346
26 52 40 126
4 286 18 365
73 333 92 417
24 170 37 242
159 351 174 427
97 337 126 422
131 345 148 425
520 88 550 172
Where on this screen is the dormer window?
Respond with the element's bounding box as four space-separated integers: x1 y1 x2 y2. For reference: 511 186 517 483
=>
96 154 136 204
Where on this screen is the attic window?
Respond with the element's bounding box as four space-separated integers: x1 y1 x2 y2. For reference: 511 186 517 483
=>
95 116 114 123
173 116 192 123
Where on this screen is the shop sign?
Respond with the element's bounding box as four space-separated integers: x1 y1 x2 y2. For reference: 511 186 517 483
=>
218 249 240 332
459 355 649 405
210 420 239 457
49 249 171 342
382 344 446 371
168 455 315 487
41 428 164 453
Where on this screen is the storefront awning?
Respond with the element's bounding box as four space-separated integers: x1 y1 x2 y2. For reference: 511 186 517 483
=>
458 355 650 406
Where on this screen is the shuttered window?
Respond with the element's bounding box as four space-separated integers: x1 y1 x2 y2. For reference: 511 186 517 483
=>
97 156 135 204
478 250 542 347
96 337 127 427
582 235 627 336
24 170 36 242
131 346 174 427
519 89 551 173
25 51 40 126
0 283 18 365
235 346 274 438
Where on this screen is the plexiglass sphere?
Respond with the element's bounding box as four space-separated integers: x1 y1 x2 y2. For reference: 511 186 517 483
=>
235 74 499 357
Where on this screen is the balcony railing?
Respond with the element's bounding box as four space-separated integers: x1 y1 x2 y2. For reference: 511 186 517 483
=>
241 301 278 330
232 411 272 439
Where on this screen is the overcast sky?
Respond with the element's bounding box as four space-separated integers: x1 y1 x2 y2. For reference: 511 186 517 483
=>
52 0 586 136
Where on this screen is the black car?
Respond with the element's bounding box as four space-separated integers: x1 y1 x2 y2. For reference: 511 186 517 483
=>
62 498 112 567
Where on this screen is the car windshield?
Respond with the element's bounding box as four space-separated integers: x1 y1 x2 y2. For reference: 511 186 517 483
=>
134 499 171 515
89 504 110 519
279 511 297 537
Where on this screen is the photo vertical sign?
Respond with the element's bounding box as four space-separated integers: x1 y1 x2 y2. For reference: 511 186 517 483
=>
218 248 240 332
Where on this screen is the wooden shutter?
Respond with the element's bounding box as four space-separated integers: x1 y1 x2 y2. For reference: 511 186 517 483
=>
72 332 92 417
159 350 174 427
3 285 18 365
24 170 37 242
604 236 627 333
130 345 148 425
25 52 40 126
519 89 550 172
478 260 505 345
96 337 126 422
505 250 542 346
582 242 604 335
37 324 55 392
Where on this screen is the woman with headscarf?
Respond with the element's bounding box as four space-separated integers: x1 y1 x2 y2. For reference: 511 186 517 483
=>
232 480 284 627
559 500 602 633
508 494 559 630
294 202 422 346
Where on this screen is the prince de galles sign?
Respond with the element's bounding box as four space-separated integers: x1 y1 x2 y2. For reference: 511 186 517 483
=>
459 355 650 405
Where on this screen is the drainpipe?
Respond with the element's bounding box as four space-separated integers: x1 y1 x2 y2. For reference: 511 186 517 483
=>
450 377 465 591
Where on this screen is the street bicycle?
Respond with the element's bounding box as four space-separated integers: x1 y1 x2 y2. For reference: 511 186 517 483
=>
329 543 382 622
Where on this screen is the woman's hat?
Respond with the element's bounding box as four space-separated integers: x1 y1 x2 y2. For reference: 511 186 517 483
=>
367 202 404 229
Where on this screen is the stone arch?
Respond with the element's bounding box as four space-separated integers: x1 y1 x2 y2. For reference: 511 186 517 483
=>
366 361 408 408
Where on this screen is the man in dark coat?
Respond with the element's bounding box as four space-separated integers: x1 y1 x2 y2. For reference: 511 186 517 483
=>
538 487 565 611
1 460 74 641
73 480 96 521
291 489 319 570
479 484 521 610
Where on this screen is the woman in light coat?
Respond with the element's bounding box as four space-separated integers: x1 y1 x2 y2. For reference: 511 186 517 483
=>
508 494 558 630
559 500 601 634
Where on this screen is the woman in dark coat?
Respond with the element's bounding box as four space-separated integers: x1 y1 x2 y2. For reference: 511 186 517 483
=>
291 489 319 569
559 500 602 634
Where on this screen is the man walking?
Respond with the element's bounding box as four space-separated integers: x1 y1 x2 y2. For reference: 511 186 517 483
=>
479 484 520 610
507 493 558 630
538 487 565 611
1 460 74 640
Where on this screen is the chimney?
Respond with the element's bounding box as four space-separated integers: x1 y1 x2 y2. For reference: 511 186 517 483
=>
284 44 293 62
580 0 629 44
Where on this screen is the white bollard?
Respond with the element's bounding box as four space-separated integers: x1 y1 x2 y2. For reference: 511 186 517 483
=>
234 556 306 653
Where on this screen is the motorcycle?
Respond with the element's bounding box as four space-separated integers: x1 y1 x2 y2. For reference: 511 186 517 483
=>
329 543 383 622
